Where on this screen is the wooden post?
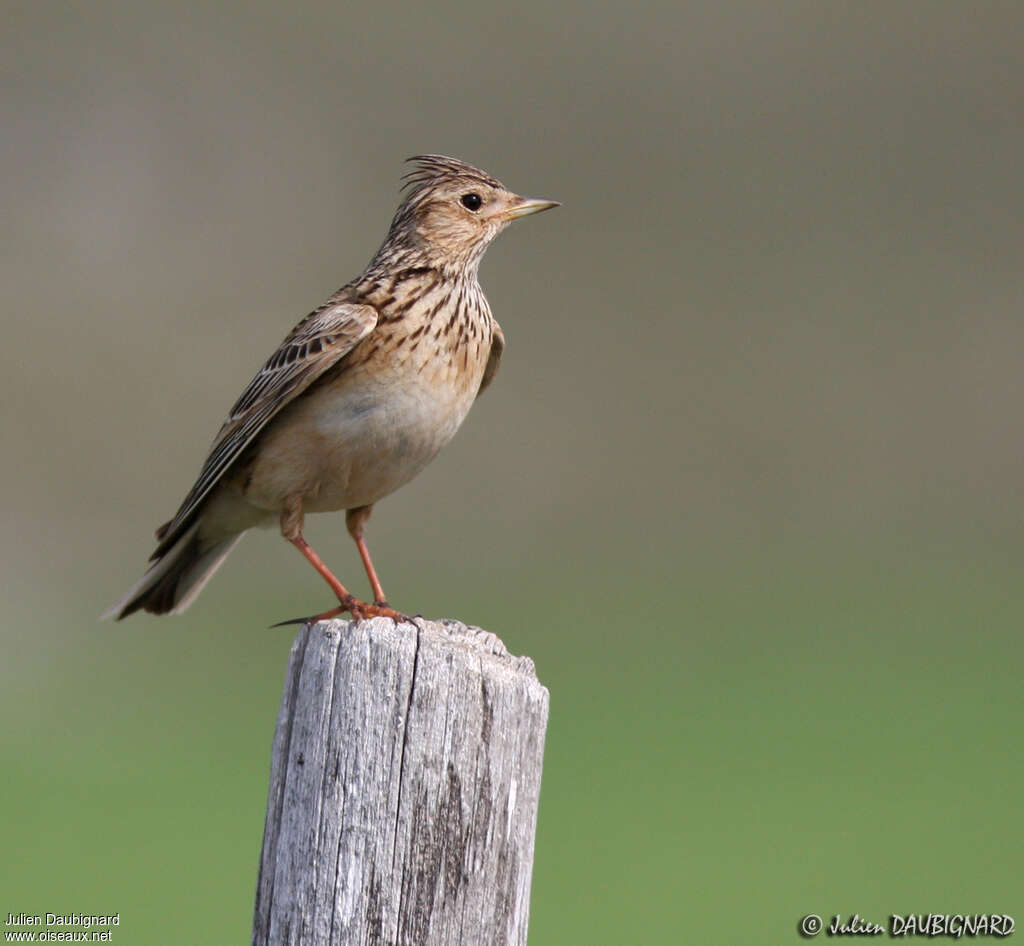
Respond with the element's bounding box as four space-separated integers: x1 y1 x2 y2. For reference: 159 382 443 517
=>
252 617 550 946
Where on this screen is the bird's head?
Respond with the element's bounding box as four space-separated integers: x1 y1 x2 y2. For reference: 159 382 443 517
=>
384 155 559 273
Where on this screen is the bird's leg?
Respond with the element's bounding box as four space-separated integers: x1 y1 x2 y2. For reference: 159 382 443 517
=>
278 498 406 624
345 505 390 607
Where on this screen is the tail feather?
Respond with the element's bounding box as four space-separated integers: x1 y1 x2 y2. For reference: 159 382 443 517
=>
101 523 245 620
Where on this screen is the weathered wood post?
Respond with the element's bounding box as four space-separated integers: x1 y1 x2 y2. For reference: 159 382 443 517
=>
252 617 549 946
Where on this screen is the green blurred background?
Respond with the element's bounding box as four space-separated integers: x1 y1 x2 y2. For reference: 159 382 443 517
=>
3 1 1022 942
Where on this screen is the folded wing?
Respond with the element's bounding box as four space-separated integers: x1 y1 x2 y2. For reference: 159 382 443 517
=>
152 300 378 557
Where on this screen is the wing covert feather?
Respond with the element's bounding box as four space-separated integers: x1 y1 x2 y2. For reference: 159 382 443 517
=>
152 301 378 556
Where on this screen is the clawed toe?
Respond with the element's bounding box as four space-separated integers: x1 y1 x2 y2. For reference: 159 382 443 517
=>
360 601 412 624
269 614 315 628
271 597 411 628
341 595 402 623
270 603 348 628
370 599 412 623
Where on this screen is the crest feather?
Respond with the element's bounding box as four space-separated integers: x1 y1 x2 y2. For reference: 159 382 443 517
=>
402 155 504 199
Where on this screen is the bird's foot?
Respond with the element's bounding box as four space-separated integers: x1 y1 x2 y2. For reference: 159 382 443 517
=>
271 595 410 628
349 595 410 624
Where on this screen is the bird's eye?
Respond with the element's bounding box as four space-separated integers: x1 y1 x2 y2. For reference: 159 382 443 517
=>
460 193 483 212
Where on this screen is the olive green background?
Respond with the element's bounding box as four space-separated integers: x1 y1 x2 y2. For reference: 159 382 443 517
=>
3 1 1022 943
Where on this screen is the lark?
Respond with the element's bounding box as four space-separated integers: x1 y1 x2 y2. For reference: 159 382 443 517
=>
104 155 558 622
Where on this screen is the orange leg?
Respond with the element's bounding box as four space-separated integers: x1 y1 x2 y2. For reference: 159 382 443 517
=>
346 505 389 606
278 499 406 625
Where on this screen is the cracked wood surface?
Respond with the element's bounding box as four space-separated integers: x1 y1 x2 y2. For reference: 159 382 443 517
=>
252 617 550 946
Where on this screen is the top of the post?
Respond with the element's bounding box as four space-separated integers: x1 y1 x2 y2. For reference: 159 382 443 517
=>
303 615 542 684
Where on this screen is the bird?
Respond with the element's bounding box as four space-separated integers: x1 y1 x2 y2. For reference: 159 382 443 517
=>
104 155 558 623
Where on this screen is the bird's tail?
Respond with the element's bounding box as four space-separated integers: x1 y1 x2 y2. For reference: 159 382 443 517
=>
101 522 245 620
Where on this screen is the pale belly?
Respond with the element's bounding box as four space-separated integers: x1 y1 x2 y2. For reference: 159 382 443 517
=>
240 364 483 513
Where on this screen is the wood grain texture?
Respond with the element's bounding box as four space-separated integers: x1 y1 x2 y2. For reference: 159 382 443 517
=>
252 617 549 946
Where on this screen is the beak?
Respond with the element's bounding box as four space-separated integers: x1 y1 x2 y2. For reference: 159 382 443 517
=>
504 196 561 220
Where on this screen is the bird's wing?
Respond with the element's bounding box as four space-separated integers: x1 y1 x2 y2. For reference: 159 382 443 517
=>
152 301 378 557
477 320 505 397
